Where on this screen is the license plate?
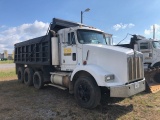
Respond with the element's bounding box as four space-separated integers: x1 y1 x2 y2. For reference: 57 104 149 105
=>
135 82 139 89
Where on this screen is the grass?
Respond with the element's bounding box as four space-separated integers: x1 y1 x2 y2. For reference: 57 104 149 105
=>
0 60 14 64
0 70 160 119
119 92 160 120
0 69 17 81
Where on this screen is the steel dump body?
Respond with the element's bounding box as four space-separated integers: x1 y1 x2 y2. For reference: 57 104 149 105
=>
14 35 51 65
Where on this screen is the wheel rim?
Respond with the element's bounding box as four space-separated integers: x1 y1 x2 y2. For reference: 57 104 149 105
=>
34 74 39 86
77 83 90 103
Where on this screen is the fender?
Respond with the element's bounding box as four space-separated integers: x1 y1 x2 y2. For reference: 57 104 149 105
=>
71 64 113 86
151 61 160 67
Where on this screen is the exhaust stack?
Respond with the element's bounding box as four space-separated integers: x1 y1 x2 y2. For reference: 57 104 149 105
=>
153 24 155 40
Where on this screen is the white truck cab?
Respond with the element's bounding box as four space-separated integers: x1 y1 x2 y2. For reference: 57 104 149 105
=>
135 39 160 68
58 26 112 71
52 26 145 103
114 34 160 93
118 35 160 68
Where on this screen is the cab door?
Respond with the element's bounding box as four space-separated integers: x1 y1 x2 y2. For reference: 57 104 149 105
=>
138 42 152 63
60 30 77 71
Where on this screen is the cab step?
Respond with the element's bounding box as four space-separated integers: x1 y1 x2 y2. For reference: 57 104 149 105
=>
48 83 67 90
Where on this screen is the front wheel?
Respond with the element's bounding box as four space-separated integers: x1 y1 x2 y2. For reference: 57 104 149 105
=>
74 77 101 109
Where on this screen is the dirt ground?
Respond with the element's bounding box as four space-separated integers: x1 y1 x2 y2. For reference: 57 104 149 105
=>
0 78 160 120
0 63 15 70
0 64 160 120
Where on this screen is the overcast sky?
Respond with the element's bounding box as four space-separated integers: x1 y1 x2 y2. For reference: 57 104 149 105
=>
0 0 160 53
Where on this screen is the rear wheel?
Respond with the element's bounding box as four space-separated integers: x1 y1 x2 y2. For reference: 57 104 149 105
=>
24 68 34 86
153 72 160 83
33 71 44 89
74 77 101 109
17 67 24 83
152 63 160 83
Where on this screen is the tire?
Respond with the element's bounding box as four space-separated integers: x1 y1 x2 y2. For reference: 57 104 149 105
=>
74 77 101 109
153 62 160 68
24 68 34 86
152 63 160 83
153 72 160 83
33 71 44 89
17 67 24 83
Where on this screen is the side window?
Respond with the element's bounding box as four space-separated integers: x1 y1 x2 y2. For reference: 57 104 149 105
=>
71 32 76 44
68 32 76 44
140 43 149 50
68 33 70 44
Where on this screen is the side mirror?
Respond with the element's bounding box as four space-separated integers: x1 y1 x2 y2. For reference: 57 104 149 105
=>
109 37 113 45
79 40 84 44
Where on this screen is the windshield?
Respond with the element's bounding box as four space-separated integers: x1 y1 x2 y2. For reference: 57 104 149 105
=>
152 41 160 49
77 29 107 44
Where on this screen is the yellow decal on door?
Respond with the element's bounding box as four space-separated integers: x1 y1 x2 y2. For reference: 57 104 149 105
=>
64 48 72 56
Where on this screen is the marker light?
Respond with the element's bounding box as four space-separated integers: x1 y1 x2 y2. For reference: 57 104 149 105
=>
105 74 114 82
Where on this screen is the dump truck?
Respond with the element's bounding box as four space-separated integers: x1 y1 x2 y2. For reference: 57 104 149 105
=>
116 35 160 93
14 18 145 109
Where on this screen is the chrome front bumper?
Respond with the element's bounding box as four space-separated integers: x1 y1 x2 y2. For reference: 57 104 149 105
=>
110 79 145 97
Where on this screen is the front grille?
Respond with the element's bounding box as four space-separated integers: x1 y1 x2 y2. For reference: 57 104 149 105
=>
128 55 143 81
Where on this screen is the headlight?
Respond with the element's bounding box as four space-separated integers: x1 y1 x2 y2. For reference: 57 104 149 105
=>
105 74 114 82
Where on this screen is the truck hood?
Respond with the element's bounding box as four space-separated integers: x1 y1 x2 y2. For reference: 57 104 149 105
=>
84 44 133 54
82 44 134 85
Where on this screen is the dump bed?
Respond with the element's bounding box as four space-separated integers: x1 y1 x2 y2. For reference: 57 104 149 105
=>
14 35 51 65
14 18 82 65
